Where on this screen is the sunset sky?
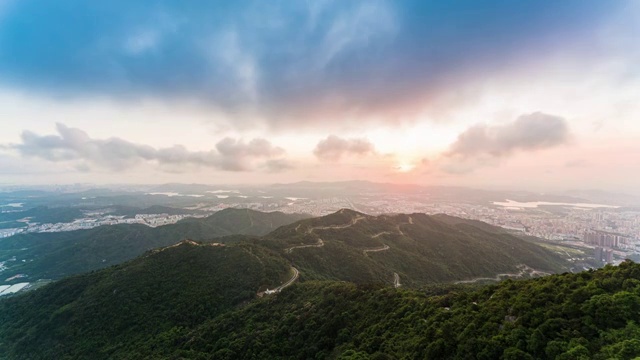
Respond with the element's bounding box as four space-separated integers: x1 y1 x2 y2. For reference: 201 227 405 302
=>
0 1 638 193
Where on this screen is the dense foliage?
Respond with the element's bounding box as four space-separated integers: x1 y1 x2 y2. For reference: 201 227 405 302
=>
0 242 291 359
0 208 307 281
2 256 640 359
154 261 640 359
0 209 603 359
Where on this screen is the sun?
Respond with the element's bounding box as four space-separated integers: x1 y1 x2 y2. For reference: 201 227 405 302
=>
394 162 416 173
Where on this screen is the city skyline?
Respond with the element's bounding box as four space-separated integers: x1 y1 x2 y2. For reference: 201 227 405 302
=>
0 1 638 194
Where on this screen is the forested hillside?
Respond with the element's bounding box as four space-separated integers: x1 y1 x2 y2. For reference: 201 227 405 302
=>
0 241 292 359
160 260 640 360
2 254 639 359
262 209 569 286
0 208 308 280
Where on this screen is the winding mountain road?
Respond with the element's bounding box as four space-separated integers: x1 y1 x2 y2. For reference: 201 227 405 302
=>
454 264 550 284
285 239 325 253
283 212 415 289
286 212 365 253
303 215 366 234
363 244 390 255
372 231 392 238
275 267 299 291
262 267 299 296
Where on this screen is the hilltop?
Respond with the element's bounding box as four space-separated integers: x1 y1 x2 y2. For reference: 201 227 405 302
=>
262 209 569 286
0 208 309 281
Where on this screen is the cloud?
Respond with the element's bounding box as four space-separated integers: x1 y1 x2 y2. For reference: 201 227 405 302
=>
0 1 623 129
313 135 376 161
317 1 396 69
438 112 571 174
447 112 570 159
9 123 288 172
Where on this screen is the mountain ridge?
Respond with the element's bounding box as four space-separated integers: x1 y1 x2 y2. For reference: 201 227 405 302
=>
260 209 569 286
0 208 309 281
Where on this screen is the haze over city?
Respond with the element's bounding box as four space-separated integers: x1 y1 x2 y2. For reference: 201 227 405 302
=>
0 0 638 194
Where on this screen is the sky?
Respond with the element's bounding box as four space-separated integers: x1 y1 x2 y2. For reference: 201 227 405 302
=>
0 0 639 193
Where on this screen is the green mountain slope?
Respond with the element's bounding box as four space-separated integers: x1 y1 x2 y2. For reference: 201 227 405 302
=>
0 241 292 359
0 208 308 281
2 251 639 359
262 209 569 286
158 261 640 360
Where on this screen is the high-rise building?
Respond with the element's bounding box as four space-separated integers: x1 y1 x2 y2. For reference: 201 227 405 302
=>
584 230 628 249
594 247 604 263
593 246 615 264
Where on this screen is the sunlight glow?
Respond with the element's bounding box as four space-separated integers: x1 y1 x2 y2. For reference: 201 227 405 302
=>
394 162 416 173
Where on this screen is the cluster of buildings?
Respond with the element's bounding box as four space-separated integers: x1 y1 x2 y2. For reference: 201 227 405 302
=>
584 231 630 249
278 197 354 216
1 213 209 236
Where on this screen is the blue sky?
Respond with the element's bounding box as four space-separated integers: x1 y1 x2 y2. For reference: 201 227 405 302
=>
0 0 619 123
0 0 638 192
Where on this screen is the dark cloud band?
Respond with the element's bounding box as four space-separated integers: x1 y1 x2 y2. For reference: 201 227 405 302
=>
0 0 616 129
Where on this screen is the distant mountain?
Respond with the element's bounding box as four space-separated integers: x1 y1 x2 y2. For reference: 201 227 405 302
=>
269 180 596 205
260 209 569 286
146 183 232 194
0 209 309 281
